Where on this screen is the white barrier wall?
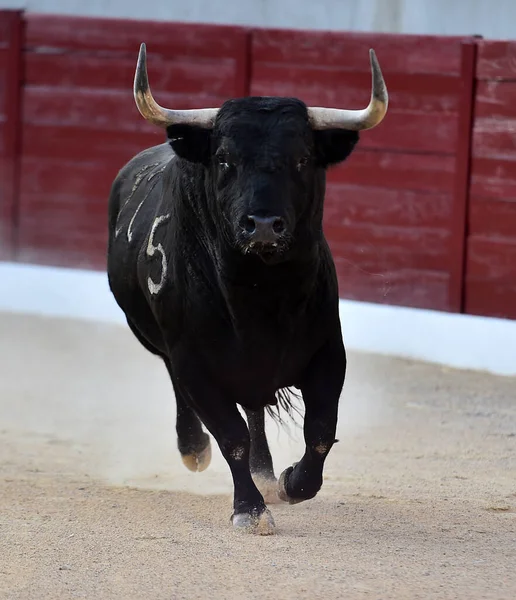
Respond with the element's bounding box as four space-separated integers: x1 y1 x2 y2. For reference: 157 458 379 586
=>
1 262 516 377
0 0 514 39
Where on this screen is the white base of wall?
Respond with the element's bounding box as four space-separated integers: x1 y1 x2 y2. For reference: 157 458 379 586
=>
1 261 515 377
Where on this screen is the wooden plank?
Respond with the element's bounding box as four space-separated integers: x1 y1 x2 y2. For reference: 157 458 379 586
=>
476 41 516 80
251 65 463 113
472 118 516 161
334 263 450 310
234 30 252 97
25 52 237 96
448 41 477 312
20 157 131 198
0 10 22 261
468 196 516 239
324 185 453 230
324 223 450 272
470 157 516 200
17 226 108 271
0 52 8 116
22 87 226 130
466 237 516 281
25 14 249 58
329 150 456 194
356 111 457 154
252 29 466 75
464 280 516 319
21 124 163 163
475 81 516 119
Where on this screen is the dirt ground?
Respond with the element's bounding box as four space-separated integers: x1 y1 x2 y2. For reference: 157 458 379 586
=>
0 312 515 600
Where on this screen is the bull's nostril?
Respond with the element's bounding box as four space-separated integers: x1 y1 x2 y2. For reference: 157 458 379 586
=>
273 218 285 235
244 217 256 234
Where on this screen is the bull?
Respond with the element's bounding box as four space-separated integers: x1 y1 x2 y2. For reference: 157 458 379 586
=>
107 43 388 534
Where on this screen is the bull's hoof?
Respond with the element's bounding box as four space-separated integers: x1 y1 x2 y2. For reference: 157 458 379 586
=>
181 439 212 472
253 475 284 505
277 465 305 505
231 509 276 535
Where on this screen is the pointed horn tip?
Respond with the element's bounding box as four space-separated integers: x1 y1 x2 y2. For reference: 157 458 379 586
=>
134 42 149 93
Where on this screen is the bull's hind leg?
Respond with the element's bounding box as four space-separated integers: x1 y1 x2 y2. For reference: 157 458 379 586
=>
125 319 210 469
244 408 281 504
278 337 346 504
164 361 211 472
175 393 211 472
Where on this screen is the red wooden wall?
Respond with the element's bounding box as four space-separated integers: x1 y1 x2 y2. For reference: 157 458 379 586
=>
251 30 477 311
466 41 516 319
0 11 22 260
1 11 515 320
18 14 249 269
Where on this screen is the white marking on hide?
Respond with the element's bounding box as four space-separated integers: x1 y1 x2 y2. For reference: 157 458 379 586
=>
126 165 167 243
146 213 171 296
114 161 169 241
114 163 157 239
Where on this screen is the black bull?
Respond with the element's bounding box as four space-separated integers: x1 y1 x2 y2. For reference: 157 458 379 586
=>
107 44 388 534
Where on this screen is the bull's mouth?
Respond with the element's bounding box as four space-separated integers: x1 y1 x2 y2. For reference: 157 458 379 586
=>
243 241 287 263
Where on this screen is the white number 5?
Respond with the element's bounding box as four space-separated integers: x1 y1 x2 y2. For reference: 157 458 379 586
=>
146 214 171 295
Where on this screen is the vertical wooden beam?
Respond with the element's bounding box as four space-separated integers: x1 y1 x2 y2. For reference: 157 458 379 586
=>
448 39 478 313
234 28 252 98
0 10 23 261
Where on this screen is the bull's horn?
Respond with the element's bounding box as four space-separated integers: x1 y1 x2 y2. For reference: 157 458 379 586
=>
307 49 388 131
134 43 219 128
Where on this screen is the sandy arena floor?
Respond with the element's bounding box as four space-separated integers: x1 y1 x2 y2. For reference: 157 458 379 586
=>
0 312 515 599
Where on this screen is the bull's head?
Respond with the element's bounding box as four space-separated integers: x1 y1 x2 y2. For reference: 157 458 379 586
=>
133 44 388 264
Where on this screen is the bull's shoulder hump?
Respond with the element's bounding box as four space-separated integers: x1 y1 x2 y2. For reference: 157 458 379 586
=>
117 143 174 180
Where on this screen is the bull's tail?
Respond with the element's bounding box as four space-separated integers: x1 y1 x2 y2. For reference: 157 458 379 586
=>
265 387 304 431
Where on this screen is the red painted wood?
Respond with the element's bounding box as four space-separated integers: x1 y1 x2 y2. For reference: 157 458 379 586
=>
249 29 476 312
252 29 466 75
465 280 516 319
467 237 516 281
234 31 252 98
17 14 252 270
465 40 516 320
22 125 162 163
324 185 453 230
26 53 239 98
329 150 456 193
26 14 248 58
475 81 516 119
0 10 23 261
448 41 477 312
476 41 516 80
468 197 516 239
334 263 451 310
21 157 127 199
23 87 226 131
324 224 450 272
473 119 516 161
470 157 516 199
251 65 463 112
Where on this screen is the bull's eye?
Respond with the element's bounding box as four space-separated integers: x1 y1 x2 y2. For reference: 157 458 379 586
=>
297 156 309 171
217 156 233 172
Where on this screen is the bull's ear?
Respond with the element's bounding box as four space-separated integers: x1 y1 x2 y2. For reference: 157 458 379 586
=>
166 124 212 165
314 129 359 168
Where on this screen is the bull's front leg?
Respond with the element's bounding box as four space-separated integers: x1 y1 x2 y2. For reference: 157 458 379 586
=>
175 376 276 535
278 336 346 504
244 408 282 504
